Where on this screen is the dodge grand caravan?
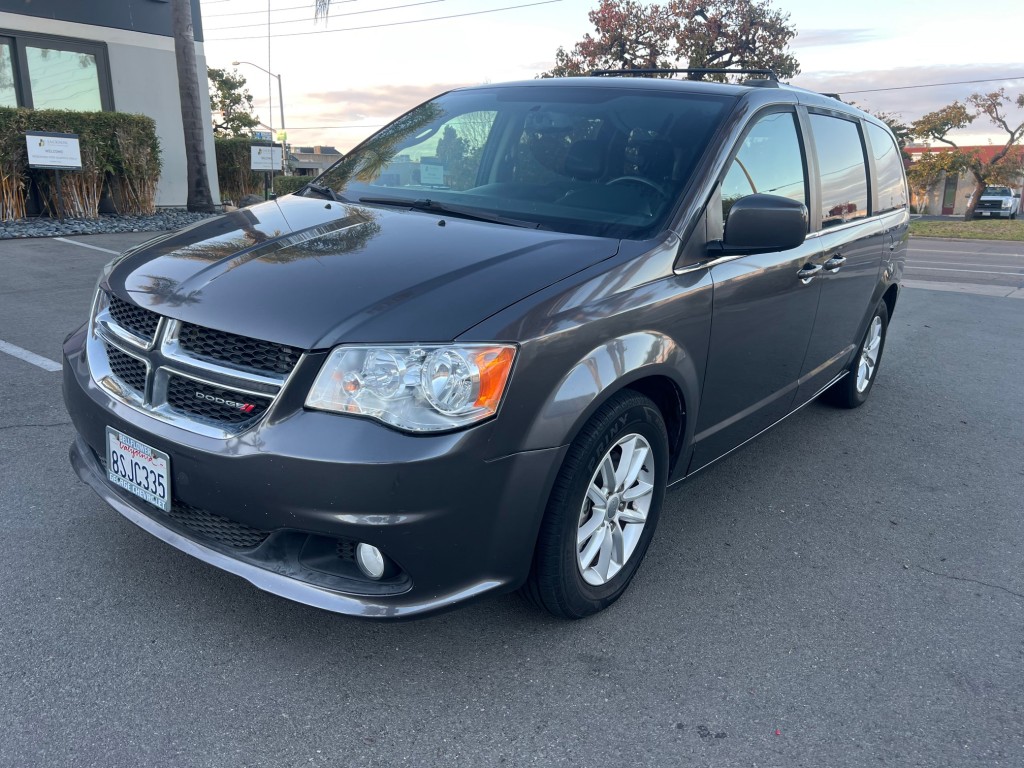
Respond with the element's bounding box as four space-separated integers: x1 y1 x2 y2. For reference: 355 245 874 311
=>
64 74 908 619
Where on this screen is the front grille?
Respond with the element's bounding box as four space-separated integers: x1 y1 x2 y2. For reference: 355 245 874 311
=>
107 293 160 341
976 200 1003 211
166 376 271 425
105 343 147 394
178 323 301 376
92 295 299 435
168 500 270 549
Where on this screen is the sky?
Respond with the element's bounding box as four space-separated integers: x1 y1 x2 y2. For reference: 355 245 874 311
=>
198 0 1024 152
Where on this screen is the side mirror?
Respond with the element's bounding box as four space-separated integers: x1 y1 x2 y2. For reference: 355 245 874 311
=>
712 194 808 255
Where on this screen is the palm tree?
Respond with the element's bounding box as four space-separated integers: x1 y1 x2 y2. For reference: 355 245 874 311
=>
314 1 332 22
171 0 215 212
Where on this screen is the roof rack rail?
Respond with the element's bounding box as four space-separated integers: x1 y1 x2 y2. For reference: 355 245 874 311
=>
590 67 779 82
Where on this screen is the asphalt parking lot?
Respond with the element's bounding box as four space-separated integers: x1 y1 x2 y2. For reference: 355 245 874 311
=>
1 233 1022 767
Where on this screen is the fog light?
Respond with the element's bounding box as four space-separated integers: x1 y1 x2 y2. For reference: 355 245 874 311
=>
356 543 386 580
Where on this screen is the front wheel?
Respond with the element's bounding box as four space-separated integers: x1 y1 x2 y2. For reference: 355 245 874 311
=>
522 390 669 618
823 300 889 408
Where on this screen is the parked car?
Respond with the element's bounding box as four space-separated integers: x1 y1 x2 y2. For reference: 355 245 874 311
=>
973 185 1020 219
64 73 908 619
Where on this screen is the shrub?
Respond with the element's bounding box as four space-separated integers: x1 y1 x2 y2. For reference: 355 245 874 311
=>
215 137 265 203
0 107 161 220
273 175 307 196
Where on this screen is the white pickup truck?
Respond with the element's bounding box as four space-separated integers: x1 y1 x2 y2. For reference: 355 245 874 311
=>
973 185 1021 219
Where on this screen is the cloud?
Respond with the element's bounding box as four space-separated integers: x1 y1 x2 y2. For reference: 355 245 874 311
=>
793 28 885 48
792 64 1024 129
304 82 476 121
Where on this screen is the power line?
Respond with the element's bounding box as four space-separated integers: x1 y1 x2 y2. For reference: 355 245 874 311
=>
205 0 445 32
838 75 1024 95
287 125 386 129
204 0 358 19
205 0 563 41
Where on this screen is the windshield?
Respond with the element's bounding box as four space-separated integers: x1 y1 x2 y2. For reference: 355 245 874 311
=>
984 186 1012 196
314 85 733 239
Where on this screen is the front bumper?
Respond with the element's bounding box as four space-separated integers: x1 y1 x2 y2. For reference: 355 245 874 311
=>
63 325 567 619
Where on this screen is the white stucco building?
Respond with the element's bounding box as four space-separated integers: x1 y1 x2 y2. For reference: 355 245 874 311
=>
0 0 219 207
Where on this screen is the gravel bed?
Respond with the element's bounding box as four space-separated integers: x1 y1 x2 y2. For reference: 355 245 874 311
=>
0 209 220 240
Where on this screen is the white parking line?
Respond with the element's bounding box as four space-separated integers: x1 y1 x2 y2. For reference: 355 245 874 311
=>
0 339 62 372
908 260 1024 270
905 266 1024 277
53 237 120 255
902 280 1024 299
908 247 1024 258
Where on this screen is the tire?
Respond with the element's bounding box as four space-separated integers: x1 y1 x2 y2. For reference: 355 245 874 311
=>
522 390 669 619
823 300 889 409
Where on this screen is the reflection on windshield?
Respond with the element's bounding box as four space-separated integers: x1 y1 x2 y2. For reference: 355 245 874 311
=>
319 102 444 189
314 86 732 239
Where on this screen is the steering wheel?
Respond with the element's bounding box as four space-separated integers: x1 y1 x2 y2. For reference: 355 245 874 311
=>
606 176 667 196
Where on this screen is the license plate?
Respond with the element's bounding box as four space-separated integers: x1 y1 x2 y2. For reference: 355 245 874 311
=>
105 427 171 512
981 211 991 216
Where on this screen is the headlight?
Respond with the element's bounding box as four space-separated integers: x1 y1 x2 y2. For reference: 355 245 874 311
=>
1002 199 1012 208
305 344 516 432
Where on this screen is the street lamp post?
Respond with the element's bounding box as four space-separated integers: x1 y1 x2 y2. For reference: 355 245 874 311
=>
233 60 286 171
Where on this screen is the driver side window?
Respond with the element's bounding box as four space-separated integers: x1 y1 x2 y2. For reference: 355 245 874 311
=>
721 111 807 221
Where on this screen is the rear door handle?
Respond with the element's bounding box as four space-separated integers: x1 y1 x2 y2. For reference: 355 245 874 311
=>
796 263 823 283
823 254 846 273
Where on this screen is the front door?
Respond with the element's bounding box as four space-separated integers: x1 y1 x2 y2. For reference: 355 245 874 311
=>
941 174 959 215
689 109 821 471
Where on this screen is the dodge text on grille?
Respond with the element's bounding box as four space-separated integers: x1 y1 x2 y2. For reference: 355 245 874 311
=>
195 391 255 413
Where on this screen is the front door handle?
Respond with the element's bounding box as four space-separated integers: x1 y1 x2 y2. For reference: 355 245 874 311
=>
796 263 823 283
823 254 847 273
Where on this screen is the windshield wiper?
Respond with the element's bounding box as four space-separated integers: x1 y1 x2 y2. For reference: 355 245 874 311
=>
358 196 540 229
301 183 346 202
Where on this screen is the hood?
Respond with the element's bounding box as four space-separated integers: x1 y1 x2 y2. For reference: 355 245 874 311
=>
106 195 619 349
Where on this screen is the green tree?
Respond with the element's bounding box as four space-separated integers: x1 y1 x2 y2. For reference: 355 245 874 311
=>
171 0 215 212
871 111 912 153
911 89 1024 220
209 67 260 137
542 0 799 80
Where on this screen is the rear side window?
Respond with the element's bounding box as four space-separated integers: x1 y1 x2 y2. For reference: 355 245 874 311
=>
866 122 907 213
721 111 806 220
810 114 868 227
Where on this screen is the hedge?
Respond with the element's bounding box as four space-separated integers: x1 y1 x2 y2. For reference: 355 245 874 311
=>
0 107 161 221
273 175 307 196
214 137 265 203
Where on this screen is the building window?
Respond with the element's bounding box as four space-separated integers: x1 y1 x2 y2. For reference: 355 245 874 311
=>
0 39 16 107
26 46 103 110
0 30 113 111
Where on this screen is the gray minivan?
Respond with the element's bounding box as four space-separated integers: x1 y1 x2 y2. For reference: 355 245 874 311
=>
63 73 908 619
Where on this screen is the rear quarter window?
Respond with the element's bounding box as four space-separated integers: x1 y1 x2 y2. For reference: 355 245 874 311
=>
866 122 907 213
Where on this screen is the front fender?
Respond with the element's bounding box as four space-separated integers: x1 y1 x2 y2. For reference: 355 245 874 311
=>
521 331 700 476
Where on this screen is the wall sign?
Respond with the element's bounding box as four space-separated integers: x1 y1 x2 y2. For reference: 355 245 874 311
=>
26 131 83 170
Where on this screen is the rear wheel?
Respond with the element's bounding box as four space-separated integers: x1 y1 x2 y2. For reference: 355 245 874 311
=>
823 300 889 408
523 390 668 619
